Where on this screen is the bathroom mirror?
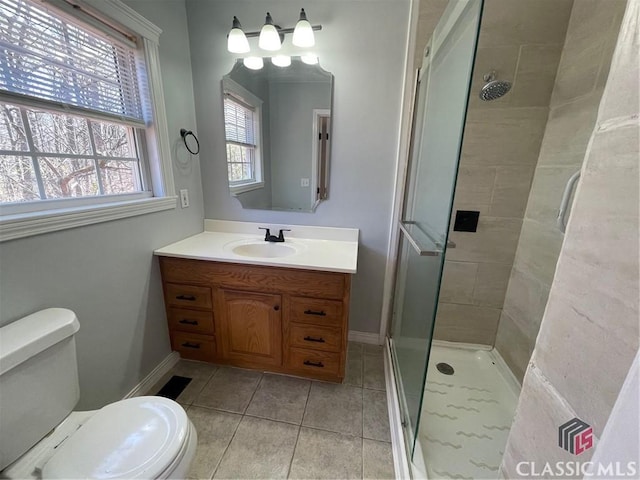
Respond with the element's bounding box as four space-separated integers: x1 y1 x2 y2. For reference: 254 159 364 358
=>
222 57 333 212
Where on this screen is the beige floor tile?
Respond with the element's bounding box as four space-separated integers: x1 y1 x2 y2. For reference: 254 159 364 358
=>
363 354 386 391
363 439 395 480
185 406 241 480
246 374 311 424
213 416 299 479
194 366 261 413
302 382 363 436
363 389 391 443
289 427 362 479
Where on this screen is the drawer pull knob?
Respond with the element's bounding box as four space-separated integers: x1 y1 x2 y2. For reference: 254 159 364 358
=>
179 319 199 326
274 305 280 311
304 309 326 316
182 342 201 349
176 294 196 301
303 336 325 343
303 360 324 368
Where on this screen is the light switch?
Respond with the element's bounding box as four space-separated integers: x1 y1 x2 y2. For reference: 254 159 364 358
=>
301 178 310 187
179 189 190 208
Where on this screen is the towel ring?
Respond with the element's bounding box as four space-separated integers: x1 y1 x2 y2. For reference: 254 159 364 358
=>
180 128 200 155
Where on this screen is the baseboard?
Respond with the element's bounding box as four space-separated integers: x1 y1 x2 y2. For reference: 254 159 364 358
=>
384 338 412 480
431 339 492 351
488 348 522 398
123 351 180 399
348 330 382 345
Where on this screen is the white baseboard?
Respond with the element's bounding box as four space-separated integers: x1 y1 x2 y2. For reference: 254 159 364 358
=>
123 351 180 399
348 330 382 345
384 339 412 480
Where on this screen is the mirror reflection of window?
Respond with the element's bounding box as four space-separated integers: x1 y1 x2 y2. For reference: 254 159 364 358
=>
222 79 265 195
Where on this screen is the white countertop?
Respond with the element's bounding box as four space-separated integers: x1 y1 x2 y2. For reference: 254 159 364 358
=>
154 220 359 274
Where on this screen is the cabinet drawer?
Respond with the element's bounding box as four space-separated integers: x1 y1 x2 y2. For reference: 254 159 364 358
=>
290 297 343 326
289 323 342 353
168 308 214 335
165 283 212 309
170 332 215 362
287 347 341 376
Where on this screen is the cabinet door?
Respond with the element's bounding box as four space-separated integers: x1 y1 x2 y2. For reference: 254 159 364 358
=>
218 289 282 366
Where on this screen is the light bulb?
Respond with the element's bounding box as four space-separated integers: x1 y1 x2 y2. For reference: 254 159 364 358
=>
301 54 318 65
227 17 250 54
258 12 281 51
292 8 315 48
272 55 291 67
243 57 264 70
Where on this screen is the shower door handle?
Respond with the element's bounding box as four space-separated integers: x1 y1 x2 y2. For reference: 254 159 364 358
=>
557 170 581 233
399 221 442 256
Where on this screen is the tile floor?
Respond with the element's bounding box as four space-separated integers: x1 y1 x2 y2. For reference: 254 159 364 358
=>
147 342 395 480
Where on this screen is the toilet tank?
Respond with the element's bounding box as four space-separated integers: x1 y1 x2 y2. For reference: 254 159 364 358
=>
0 308 80 470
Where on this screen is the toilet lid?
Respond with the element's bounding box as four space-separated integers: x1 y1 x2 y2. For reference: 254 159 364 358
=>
42 396 188 479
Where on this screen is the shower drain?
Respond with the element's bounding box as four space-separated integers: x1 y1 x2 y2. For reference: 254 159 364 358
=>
436 362 455 375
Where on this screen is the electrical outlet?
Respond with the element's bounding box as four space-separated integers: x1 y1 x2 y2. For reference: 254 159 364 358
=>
301 178 310 187
179 189 189 208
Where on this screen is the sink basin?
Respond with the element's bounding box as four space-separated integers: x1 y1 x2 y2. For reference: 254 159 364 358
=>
231 242 297 258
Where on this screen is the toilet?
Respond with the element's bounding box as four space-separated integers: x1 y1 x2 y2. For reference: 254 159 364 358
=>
0 308 197 479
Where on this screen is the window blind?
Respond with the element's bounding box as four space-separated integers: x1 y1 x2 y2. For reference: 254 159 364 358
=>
0 0 144 124
224 95 256 147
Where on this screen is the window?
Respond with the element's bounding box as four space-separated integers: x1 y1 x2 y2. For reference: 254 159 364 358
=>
0 102 144 203
222 78 263 194
0 0 175 241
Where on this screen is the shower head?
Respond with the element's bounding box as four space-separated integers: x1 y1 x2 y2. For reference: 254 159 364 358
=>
479 71 512 101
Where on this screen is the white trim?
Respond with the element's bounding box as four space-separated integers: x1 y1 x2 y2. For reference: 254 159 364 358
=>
487 347 522 399
348 330 382 345
141 36 175 197
379 0 421 343
123 351 180 399
0 196 177 242
431 339 493 351
230 181 265 196
79 0 162 43
385 339 412 480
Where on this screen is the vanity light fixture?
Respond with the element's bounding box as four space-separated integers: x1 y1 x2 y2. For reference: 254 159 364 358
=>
271 55 291 67
300 54 318 65
243 56 264 70
226 9 322 54
227 16 250 53
292 9 315 47
258 12 281 51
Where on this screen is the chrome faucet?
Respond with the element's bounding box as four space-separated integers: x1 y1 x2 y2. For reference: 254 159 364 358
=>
259 227 291 243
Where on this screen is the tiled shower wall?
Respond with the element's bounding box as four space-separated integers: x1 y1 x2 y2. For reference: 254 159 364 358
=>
494 0 628 381
501 0 638 474
429 0 574 345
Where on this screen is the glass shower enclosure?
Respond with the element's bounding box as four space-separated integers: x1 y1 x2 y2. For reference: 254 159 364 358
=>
389 0 483 467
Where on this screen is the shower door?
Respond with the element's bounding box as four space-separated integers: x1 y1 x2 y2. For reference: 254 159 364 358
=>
389 0 482 461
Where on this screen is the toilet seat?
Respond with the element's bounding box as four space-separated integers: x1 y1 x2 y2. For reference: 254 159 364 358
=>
42 396 189 479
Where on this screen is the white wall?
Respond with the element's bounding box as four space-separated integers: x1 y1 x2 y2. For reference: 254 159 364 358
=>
0 0 202 410
186 0 411 333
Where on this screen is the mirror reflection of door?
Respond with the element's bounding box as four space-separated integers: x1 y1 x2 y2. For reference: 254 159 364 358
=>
221 58 333 212
313 110 330 207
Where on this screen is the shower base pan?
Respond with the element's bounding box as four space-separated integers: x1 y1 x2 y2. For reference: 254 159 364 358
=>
419 344 519 479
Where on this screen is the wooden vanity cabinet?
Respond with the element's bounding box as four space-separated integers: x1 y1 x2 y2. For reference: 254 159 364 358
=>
159 256 351 382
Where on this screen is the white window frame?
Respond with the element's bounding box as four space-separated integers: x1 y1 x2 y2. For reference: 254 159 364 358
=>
222 77 264 196
0 0 176 242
